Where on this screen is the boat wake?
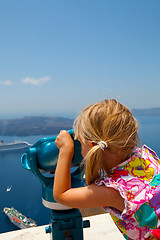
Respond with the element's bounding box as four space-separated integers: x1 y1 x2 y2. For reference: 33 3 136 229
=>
0 141 32 151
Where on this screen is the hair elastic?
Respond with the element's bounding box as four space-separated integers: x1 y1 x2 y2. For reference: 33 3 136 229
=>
98 141 108 150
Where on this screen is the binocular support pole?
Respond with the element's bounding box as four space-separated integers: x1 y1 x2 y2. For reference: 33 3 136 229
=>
46 209 90 240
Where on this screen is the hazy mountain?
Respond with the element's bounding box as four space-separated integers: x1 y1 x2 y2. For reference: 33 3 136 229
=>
0 116 74 136
132 108 160 116
0 107 160 136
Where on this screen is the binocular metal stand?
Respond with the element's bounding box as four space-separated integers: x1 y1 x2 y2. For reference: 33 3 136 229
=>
45 209 90 240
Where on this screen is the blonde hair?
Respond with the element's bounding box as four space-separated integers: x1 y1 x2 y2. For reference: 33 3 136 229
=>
74 99 140 184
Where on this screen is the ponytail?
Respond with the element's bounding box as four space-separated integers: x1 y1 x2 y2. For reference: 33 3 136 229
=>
85 145 103 185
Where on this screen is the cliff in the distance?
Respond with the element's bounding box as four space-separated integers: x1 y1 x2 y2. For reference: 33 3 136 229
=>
0 116 74 136
0 107 160 136
132 107 160 116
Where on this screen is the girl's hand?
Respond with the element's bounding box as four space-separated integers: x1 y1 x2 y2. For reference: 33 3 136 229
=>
55 130 74 155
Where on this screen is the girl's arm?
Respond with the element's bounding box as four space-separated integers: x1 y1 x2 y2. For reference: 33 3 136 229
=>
53 130 74 201
53 130 125 212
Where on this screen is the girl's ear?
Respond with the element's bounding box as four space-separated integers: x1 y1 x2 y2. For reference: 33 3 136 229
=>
88 141 94 148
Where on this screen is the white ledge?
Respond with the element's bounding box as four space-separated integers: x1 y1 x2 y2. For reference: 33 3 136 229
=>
0 213 125 240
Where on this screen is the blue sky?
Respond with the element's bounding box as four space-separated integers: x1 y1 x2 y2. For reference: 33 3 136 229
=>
0 0 160 119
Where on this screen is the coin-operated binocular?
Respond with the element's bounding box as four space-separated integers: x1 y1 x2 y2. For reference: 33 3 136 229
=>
21 129 90 240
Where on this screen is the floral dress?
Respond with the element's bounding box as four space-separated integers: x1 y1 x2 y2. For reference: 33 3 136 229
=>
95 145 160 240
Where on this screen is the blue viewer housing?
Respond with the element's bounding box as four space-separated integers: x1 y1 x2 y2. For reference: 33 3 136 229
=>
21 129 90 240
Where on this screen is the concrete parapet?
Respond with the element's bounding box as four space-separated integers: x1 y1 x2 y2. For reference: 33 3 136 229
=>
0 212 124 240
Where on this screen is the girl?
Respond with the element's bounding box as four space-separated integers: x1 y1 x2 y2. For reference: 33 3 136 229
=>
53 99 160 240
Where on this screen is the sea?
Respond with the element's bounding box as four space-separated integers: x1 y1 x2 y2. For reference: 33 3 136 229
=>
0 115 160 234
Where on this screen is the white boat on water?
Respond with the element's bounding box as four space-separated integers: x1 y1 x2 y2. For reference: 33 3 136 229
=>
6 186 12 192
3 207 37 229
0 141 31 151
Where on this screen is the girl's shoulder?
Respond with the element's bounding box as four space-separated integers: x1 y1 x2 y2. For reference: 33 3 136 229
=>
140 145 160 162
117 144 160 172
96 145 160 187
129 144 159 162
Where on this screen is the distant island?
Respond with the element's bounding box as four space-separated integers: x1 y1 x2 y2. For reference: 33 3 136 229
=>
132 107 160 116
0 116 74 136
0 107 160 136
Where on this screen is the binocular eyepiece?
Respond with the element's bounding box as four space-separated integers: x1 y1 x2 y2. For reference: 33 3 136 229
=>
21 129 83 172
